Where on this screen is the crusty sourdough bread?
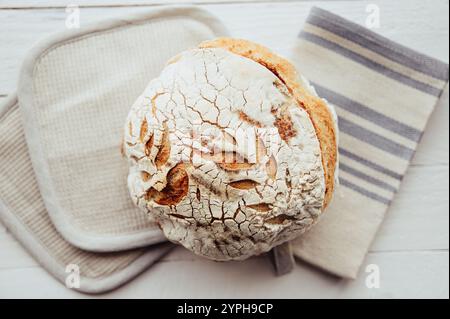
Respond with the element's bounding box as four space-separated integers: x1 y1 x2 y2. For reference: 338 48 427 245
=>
123 38 338 261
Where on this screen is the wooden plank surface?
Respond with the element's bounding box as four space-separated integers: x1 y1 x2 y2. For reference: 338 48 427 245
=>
1 1 448 97
0 246 447 298
0 0 448 298
0 0 303 9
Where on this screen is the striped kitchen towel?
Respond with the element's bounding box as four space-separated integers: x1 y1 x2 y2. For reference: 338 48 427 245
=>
290 7 449 278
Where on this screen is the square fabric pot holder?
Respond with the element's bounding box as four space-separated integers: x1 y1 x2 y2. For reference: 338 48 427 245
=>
0 6 228 293
0 94 173 293
17 6 229 252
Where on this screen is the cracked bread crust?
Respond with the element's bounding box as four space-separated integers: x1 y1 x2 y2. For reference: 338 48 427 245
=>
124 39 338 261
200 38 337 208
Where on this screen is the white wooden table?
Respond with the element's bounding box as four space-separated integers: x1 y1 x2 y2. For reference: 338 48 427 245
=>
0 0 448 299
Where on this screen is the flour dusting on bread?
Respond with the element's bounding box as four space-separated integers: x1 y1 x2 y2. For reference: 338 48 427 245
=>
123 38 338 261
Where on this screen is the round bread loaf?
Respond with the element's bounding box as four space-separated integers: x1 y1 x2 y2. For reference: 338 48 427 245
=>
123 38 338 261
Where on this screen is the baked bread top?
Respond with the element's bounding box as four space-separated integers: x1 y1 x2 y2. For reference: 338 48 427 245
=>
123 38 338 261
200 38 337 208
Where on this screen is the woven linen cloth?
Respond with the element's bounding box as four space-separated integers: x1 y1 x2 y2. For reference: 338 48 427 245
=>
16 7 228 252
290 7 449 278
0 95 173 294
0 7 228 292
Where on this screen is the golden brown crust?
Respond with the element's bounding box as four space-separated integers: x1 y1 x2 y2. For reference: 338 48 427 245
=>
199 38 337 208
145 163 189 206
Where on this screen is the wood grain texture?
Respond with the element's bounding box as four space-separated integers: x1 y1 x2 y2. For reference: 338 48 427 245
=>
0 0 303 9
0 0 448 298
0 1 448 97
0 246 447 298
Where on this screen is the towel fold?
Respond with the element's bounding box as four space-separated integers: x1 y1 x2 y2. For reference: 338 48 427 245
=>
290 7 449 278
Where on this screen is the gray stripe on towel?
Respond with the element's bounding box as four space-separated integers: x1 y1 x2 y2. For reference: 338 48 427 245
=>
308 6 450 82
340 177 391 205
339 147 403 180
299 31 442 97
339 163 397 193
338 117 415 160
311 82 423 142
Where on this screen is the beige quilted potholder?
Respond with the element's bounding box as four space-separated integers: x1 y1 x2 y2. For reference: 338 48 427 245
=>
0 95 174 294
16 7 229 252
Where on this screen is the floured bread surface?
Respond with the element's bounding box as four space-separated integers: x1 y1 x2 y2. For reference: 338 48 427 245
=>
200 38 338 208
124 40 336 261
